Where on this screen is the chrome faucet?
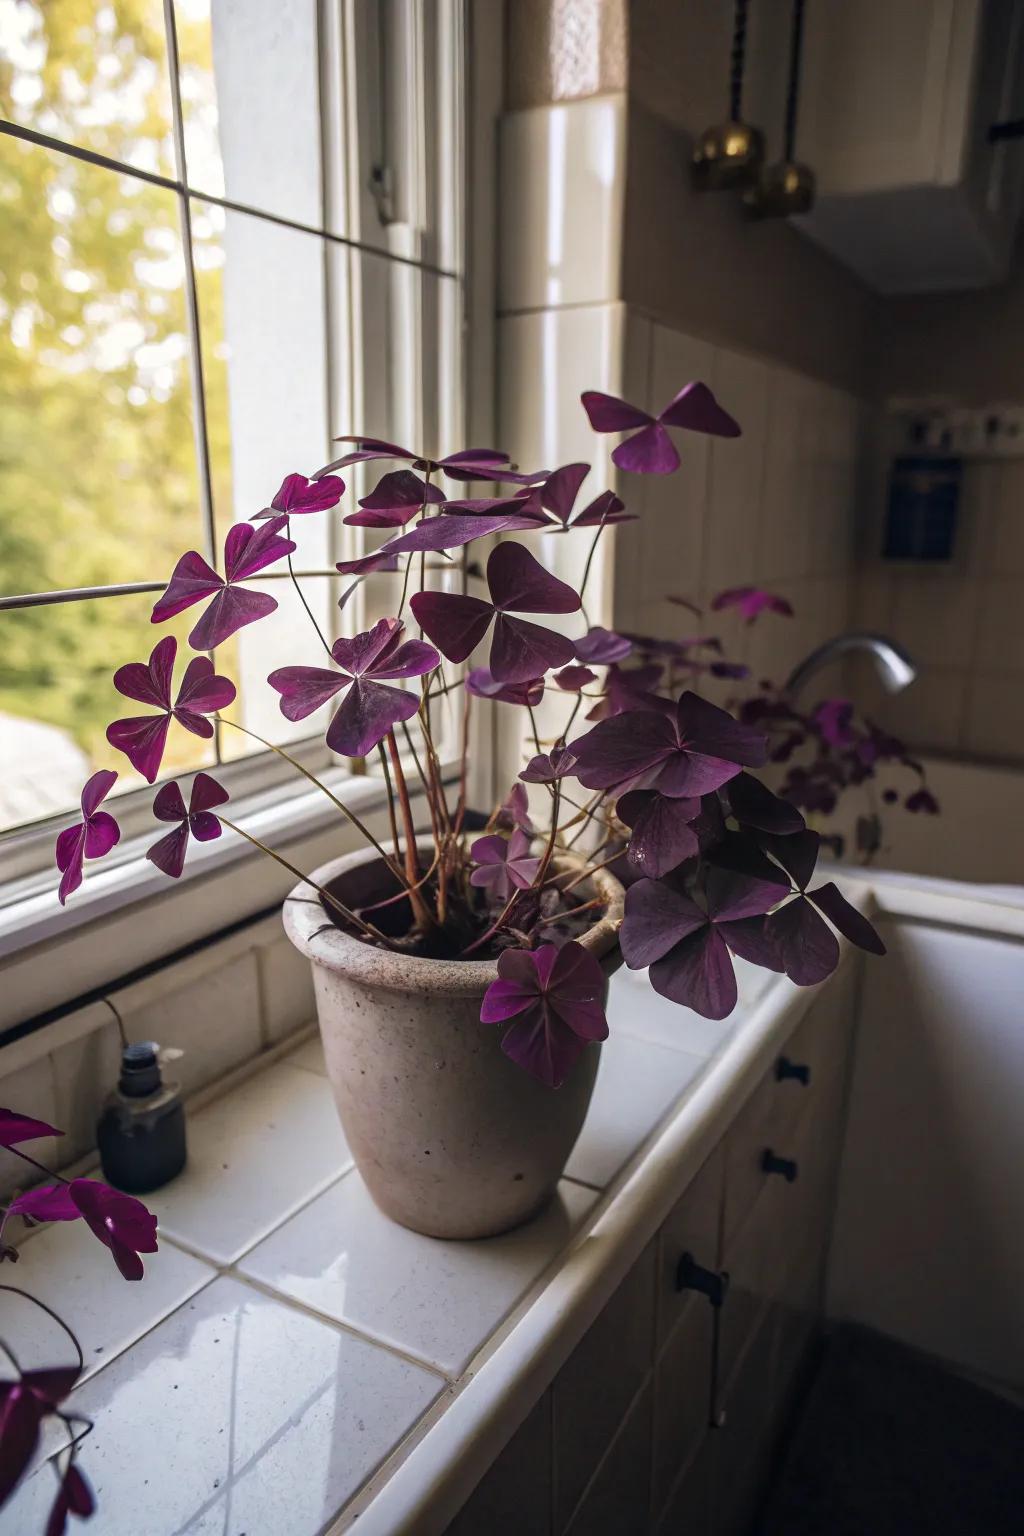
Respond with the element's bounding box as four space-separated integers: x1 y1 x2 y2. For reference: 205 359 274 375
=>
784 632 918 700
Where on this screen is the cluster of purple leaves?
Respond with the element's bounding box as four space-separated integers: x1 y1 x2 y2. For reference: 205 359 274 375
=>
54 385 892 1095
0 1108 160 1530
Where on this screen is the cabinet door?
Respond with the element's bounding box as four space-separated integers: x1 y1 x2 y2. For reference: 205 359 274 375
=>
799 0 976 194
652 1294 715 1521
552 1243 656 1531
711 1308 780 1536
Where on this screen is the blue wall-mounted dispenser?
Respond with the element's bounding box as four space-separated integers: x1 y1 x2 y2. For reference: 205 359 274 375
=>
883 455 961 561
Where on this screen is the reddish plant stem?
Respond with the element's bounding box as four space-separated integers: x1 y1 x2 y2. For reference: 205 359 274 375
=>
386 731 433 929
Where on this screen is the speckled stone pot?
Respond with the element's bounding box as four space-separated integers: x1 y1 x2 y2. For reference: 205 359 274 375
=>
284 843 624 1240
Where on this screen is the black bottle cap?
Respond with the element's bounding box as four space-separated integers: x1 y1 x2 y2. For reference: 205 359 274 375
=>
119 1041 162 1098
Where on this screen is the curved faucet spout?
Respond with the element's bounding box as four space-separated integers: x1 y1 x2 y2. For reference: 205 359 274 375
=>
784 632 918 700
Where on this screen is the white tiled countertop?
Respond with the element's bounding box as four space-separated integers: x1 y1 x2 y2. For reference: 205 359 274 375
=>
1 950 813 1536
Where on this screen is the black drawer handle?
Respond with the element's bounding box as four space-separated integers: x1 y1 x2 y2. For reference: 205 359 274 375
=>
762 1149 798 1182
776 1056 811 1086
676 1251 729 1308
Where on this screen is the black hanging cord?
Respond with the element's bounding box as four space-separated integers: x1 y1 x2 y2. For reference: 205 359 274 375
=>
784 0 806 160
729 0 750 120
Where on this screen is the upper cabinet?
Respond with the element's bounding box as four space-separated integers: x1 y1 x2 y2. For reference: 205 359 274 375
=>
792 0 1024 292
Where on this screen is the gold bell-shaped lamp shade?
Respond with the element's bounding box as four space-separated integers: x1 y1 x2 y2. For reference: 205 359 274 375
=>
691 0 764 193
692 120 766 192
746 0 816 218
745 157 815 217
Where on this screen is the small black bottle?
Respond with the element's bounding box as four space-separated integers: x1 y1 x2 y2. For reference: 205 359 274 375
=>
97 1042 187 1194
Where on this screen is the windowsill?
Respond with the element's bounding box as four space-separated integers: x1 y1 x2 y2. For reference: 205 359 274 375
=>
3 953 809 1535
0 764 448 1034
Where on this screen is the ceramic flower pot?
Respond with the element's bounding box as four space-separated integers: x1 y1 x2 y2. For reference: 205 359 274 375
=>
283 843 624 1240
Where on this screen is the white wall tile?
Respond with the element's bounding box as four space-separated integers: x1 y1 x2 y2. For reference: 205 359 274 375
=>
499 96 626 313
50 1009 123 1166
120 951 262 1100
963 671 1024 759
257 932 316 1045
701 349 769 596
0 1057 58 1200
974 579 1024 673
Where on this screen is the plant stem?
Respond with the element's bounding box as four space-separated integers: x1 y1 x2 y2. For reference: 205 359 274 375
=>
287 551 334 660
216 717 409 889
385 732 434 929
6 1145 68 1184
219 818 391 945
377 743 403 864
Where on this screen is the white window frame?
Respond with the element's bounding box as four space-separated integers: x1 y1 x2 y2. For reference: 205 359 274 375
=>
0 0 502 1025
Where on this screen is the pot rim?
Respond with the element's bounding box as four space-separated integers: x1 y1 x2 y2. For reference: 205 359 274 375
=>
283 839 625 996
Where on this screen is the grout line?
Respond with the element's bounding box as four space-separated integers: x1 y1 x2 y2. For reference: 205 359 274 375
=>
222 1267 453 1382
156 1158 356 1268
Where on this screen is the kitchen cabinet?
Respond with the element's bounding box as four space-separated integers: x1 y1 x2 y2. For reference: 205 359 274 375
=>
447 962 858 1535
795 0 1024 292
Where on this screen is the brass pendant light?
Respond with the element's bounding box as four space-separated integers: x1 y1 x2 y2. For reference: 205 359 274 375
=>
692 0 765 192
745 0 816 217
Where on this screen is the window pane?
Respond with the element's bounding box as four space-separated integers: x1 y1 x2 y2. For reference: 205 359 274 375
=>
0 0 175 177
191 196 337 754
0 597 214 835
0 137 208 596
173 0 326 229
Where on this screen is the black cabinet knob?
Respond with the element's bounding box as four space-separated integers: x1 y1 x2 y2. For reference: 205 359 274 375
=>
761 1149 798 1182
776 1055 811 1086
676 1251 729 1308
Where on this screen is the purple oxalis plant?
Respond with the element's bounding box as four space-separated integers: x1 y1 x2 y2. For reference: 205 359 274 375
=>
26 371 940 1526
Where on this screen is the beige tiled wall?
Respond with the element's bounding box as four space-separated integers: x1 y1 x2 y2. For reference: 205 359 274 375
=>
614 312 863 700
852 457 1024 762
0 916 315 1201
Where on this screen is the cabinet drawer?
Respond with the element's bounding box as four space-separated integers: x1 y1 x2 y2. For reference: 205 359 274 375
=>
652 1294 714 1519
712 1307 779 1536
718 1082 839 1392
657 1145 724 1350
653 1430 712 1536
723 982 854 1247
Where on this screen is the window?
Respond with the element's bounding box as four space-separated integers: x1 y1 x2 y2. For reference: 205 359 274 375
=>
0 0 466 886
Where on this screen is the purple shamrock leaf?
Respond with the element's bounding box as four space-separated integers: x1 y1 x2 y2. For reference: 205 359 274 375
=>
465 668 544 707
367 498 547 559
761 829 886 984
410 542 580 683
621 868 787 1019
535 464 634 530
721 772 805 835
571 690 767 798
325 438 546 485
616 790 701 878
470 828 541 900
334 549 402 577
343 470 444 528
711 587 794 624
268 617 438 756
582 380 740 475
494 783 535 834
146 773 229 880
585 662 665 721
152 517 296 650
906 786 939 814
0 1363 81 1507
0 1110 64 1147
574 626 633 666
519 746 578 784
812 698 856 748
67 1178 158 1281
257 471 345 520
7 1178 158 1281
106 636 236 784
480 941 609 1087
54 771 120 906
44 1460 94 1536
554 665 596 692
